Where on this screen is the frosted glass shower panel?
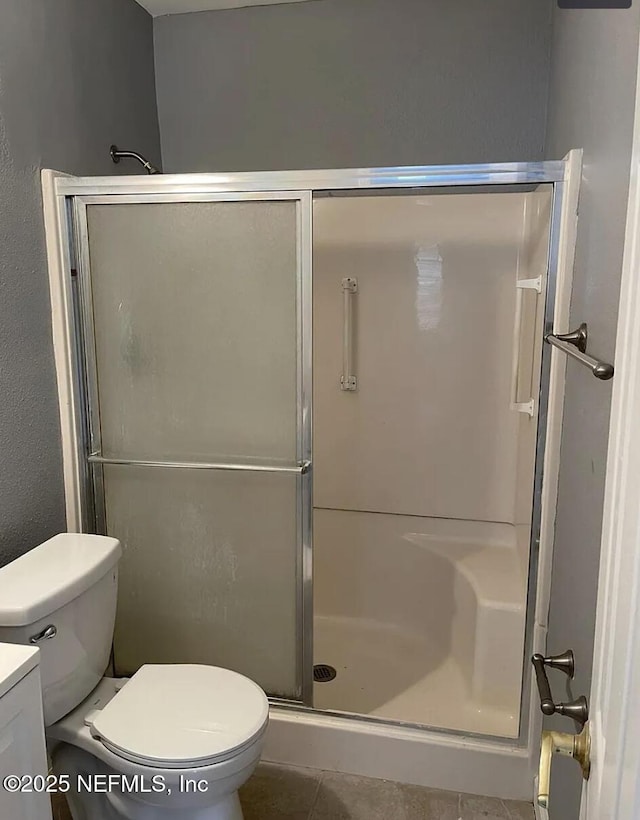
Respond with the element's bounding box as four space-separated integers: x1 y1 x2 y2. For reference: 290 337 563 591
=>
81 195 307 700
106 466 300 698
86 199 299 462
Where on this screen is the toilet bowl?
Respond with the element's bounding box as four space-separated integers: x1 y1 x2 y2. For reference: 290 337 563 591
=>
49 672 268 820
0 533 269 820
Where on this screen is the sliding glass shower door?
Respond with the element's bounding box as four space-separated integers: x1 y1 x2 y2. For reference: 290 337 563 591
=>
75 193 312 701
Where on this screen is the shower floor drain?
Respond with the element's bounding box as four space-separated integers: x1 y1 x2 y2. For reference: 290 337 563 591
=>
313 664 337 683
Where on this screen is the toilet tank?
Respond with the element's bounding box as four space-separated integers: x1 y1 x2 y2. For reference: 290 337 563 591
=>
0 534 121 725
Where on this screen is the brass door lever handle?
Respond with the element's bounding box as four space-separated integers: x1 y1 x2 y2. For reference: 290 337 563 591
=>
538 724 591 809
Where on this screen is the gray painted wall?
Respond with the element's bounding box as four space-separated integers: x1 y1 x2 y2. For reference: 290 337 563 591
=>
0 0 161 565
544 7 640 819
154 0 553 172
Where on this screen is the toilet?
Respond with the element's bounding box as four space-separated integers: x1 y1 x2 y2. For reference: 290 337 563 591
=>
0 533 269 820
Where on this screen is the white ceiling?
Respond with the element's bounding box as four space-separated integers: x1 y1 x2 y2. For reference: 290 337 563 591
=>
137 0 314 16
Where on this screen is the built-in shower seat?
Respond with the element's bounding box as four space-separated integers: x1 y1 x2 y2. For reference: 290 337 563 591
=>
404 528 526 715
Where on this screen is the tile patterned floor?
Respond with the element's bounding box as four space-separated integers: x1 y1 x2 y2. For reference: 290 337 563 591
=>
240 764 535 820
51 762 535 819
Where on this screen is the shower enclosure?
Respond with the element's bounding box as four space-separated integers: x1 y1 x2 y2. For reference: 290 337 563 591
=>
44 159 574 796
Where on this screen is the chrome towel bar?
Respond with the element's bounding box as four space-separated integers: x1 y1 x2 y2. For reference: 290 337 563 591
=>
88 454 311 474
545 323 614 381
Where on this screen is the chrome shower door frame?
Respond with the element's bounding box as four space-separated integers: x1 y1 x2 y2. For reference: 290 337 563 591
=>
57 160 567 747
69 189 313 705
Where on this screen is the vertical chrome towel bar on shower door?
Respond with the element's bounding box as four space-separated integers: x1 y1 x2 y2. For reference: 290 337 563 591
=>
341 277 358 391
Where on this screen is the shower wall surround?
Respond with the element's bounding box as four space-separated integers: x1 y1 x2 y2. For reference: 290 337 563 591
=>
313 193 548 523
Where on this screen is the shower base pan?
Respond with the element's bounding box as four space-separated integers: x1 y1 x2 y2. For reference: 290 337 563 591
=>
312 510 527 739
313 614 518 737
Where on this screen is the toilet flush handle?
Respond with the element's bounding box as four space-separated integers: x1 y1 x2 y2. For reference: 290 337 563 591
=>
29 624 57 643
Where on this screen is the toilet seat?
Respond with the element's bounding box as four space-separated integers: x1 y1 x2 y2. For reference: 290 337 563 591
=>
89 664 269 769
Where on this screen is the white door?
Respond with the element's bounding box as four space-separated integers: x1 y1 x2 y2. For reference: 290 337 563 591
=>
537 36 640 819
579 94 640 819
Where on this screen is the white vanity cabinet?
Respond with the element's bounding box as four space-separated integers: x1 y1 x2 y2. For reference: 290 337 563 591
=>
0 643 52 820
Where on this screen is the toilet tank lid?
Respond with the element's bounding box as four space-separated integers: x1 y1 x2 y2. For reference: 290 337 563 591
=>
0 534 121 627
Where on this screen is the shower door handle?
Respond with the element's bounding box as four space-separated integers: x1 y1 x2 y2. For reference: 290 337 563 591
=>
88 453 311 474
340 277 358 391
510 276 542 417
